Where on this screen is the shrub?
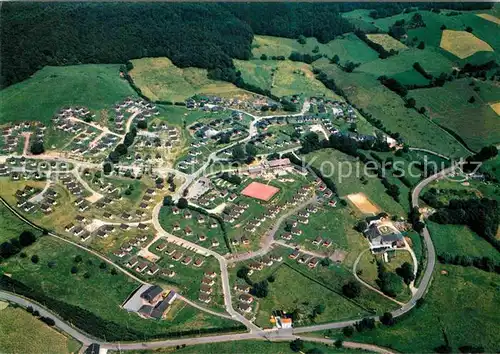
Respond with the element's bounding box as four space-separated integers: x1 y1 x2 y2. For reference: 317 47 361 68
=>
31 255 39 264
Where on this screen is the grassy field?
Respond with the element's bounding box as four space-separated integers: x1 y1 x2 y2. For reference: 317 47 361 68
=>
121 340 369 354
0 197 43 244
129 57 247 102
312 60 469 157
427 222 500 261
254 264 368 328
440 30 494 59
234 59 343 100
251 34 379 65
0 65 136 125
347 264 500 353
0 305 81 354
366 34 408 52
305 149 407 216
409 79 500 151
0 227 239 340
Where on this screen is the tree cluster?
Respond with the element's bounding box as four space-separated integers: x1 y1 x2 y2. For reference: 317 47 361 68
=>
218 172 242 185
289 51 323 64
0 231 38 261
438 253 500 274
430 198 500 252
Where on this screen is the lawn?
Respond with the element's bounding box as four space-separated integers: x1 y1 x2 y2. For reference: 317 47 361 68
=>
0 234 240 341
254 264 368 328
0 65 136 125
427 222 500 261
305 149 407 216
347 264 500 353
312 60 470 158
409 78 500 151
0 305 81 354
129 57 247 103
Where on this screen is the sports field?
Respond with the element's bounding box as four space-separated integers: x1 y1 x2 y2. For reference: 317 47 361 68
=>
129 57 247 102
346 193 380 214
0 65 136 125
241 181 280 201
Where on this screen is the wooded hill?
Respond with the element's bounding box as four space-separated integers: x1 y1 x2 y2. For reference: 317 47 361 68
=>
0 2 494 88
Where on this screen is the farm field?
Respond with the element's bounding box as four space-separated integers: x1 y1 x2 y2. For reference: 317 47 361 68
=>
0 305 81 354
409 79 500 151
427 222 500 261
251 34 379 65
0 233 240 341
305 149 407 216
366 34 408 52
0 65 136 125
129 57 247 103
312 60 470 157
440 30 494 59
347 265 500 353
234 59 343 100
253 264 369 328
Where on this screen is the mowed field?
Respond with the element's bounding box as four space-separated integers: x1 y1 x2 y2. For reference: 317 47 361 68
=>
366 34 408 52
409 79 500 151
251 34 379 65
234 59 343 99
440 30 494 59
349 265 500 353
0 65 136 125
129 57 247 102
0 305 81 354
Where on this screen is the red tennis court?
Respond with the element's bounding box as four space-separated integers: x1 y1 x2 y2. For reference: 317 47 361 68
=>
241 182 280 201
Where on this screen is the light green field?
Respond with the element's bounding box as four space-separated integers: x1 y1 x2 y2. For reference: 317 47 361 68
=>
129 57 248 102
0 65 136 125
235 59 343 100
409 79 500 151
312 60 470 157
0 198 43 244
0 306 81 354
254 264 368 328
252 34 379 65
427 222 500 261
347 264 500 353
305 149 406 216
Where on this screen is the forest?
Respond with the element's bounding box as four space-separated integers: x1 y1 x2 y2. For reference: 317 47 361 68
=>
0 2 495 88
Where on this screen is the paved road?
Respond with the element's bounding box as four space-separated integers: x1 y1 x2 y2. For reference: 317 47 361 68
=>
0 291 95 346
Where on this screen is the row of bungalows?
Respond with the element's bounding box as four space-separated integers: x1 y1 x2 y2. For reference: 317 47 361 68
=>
244 158 292 177
14 185 38 213
39 188 59 214
288 249 320 269
222 202 248 224
198 271 218 304
87 134 119 155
